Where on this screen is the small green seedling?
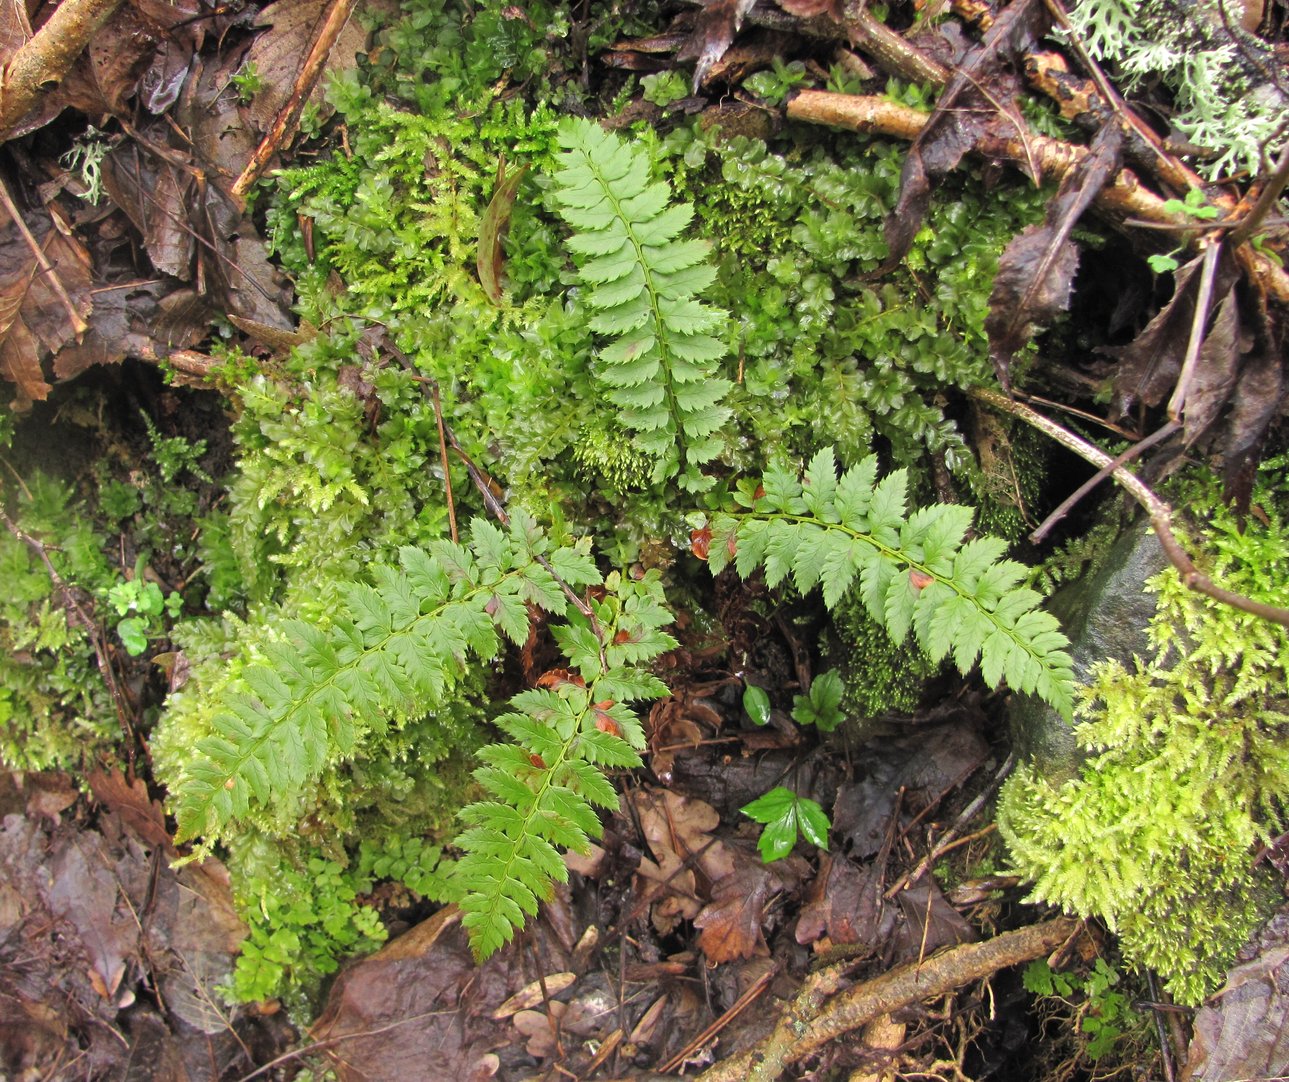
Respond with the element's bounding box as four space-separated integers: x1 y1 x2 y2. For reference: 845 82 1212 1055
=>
791 669 845 731
107 561 182 656
1149 188 1220 273
742 786 831 862
743 683 772 726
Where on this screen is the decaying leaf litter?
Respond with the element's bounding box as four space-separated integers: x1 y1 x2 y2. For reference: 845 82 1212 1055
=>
0 0 1285 1074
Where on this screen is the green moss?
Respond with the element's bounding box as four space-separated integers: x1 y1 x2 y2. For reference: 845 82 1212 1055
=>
823 600 943 721
999 462 1289 1003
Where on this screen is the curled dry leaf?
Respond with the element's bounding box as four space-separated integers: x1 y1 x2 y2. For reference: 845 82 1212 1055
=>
986 123 1123 388
0 211 93 409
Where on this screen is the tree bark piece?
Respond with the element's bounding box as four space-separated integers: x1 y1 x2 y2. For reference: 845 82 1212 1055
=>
697 916 1079 1082
0 0 126 138
785 90 1289 304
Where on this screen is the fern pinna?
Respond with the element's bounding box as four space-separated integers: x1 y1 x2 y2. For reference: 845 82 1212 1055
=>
704 448 1075 718
172 512 601 849
551 117 731 492
453 570 675 959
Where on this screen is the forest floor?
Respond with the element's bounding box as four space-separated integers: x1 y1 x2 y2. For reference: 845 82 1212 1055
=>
1 0 1287 1077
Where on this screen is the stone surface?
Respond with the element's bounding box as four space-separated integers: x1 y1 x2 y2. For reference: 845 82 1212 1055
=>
1008 516 1169 779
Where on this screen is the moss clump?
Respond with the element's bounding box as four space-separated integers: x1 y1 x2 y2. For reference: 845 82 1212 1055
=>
822 598 944 721
999 462 1289 1003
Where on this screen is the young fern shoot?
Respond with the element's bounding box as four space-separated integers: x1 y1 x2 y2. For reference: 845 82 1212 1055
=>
453 570 676 959
704 448 1075 718
551 117 731 492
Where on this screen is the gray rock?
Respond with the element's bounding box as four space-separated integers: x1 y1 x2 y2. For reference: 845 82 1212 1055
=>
1009 517 1169 779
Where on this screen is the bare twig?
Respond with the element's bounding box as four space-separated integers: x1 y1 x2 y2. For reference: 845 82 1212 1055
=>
0 178 88 337
697 917 1080 1082
885 753 1015 900
230 0 361 203
428 382 458 543
1228 141 1289 248
1168 240 1223 422
658 966 776 1073
0 0 126 137
972 387 1289 628
786 90 1289 303
1029 419 1181 543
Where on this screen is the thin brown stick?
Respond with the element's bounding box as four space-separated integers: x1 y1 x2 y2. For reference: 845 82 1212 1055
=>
786 90 1289 303
885 753 1015 900
1029 419 1181 543
658 966 776 1073
1228 141 1289 248
0 178 88 336
1168 241 1223 422
697 917 1079 1082
230 0 360 203
0 0 126 137
429 382 458 543
972 387 1289 628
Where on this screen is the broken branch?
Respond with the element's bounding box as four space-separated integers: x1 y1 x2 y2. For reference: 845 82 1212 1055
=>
697 916 1079 1082
786 90 1289 303
0 0 126 138
230 0 360 204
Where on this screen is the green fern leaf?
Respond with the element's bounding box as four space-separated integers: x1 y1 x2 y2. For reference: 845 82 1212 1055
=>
706 449 1074 719
452 571 675 960
172 517 599 847
552 118 731 491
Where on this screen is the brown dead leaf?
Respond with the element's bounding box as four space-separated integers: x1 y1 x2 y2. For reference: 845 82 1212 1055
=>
694 863 774 962
0 206 93 409
986 123 1123 388
1185 905 1289 1081
512 1002 567 1058
1111 248 1239 418
312 907 569 1080
883 0 1047 269
675 0 759 90
88 769 173 854
796 855 894 948
246 0 371 134
51 282 211 381
647 691 721 785
777 0 843 18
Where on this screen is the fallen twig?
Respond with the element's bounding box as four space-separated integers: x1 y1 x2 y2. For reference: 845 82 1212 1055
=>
885 753 1015 900
696 916 1080 1082
786 90 1289 303
0 0 126 138
1029 419 1180 543
0 178 88 337
658 965 776 1073
972 386 1289 628
230 0 361 204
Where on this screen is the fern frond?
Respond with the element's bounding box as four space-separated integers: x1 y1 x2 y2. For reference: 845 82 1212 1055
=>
453 570 676 959
551 118 731 492
173 511 601 846
706 448 1075 718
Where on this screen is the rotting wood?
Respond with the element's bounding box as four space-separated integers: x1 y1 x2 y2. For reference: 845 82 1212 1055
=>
696 916 1079 1082
786 90 1289 304
0 0 126 138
